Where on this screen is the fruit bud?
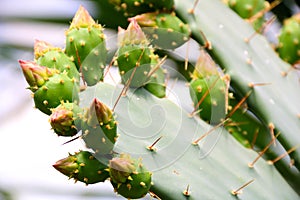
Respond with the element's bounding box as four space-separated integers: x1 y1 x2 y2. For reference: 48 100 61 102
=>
109 154 136 183
19 60 56 90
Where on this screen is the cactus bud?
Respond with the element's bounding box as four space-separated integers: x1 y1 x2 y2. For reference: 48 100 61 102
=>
85 98 113 126
50 102 83 137
109 154 136 183
19 60 56 91
133 12 190 49
65 6 107 86
53 151 110 184
109 154 152 199
69 5 96 29
118 19 149 46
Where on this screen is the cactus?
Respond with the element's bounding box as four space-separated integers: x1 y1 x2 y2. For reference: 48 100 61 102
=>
65 6 107 86
17 0 300 199
227 0 267 31
49 102 83 137
277 13 300 65
133 12 190 49
53 150 110 184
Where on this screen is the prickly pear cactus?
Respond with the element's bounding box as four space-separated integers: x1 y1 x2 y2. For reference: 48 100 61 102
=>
18 0 300 199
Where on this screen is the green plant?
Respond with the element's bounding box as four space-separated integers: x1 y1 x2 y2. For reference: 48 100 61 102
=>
18 0 299 199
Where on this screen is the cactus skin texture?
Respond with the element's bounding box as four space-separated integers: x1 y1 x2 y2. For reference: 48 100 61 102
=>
50 102 83 137
109 154 152 199
65 6 107 86
228 0 267 31
277 14 300 65
34 40 80 82
53 151 110 184
109 0 174 17
133 12 190 49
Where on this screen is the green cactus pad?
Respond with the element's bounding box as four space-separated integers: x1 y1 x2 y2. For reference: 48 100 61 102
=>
109 0 174 17
277 14 300 65
228 0 267 31
53 151 110 184
79 82 299 199
33 73 79 115
134 12 190 49
190 75 228 124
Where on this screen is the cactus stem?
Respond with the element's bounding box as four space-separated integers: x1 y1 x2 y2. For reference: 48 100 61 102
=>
248 132 280 168
147 136 163 151
248 82 272 88
182 184 191 197
226 91 252 118
268 144 300 165
250 128 260 149
192 119 228 145
231 179 255 196
191 76 221 116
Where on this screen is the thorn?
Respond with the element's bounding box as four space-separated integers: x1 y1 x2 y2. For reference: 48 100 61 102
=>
245 16 276 43
248 82 272 88
251 128 260 149
191 75 221 116
147 55 167 78
226 91 252 118
193 119 229 145
231 179 255 196
147 136 163 151
185 39 191 71
183 184 191 197
268 144 300 165
248 0 281 24
248 132 280 168
103 56 116 79
112 48 146 111
166 77 178 98
149 191 162 200
268 123 275 146
188 0 200 14
62 135 81 145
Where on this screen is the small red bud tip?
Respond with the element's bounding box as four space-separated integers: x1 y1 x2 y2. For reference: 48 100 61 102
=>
118 19 149 46
18 60 55 89
70 5 95 29
53 155 78 176
34 39 53 59
90 98 113 124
